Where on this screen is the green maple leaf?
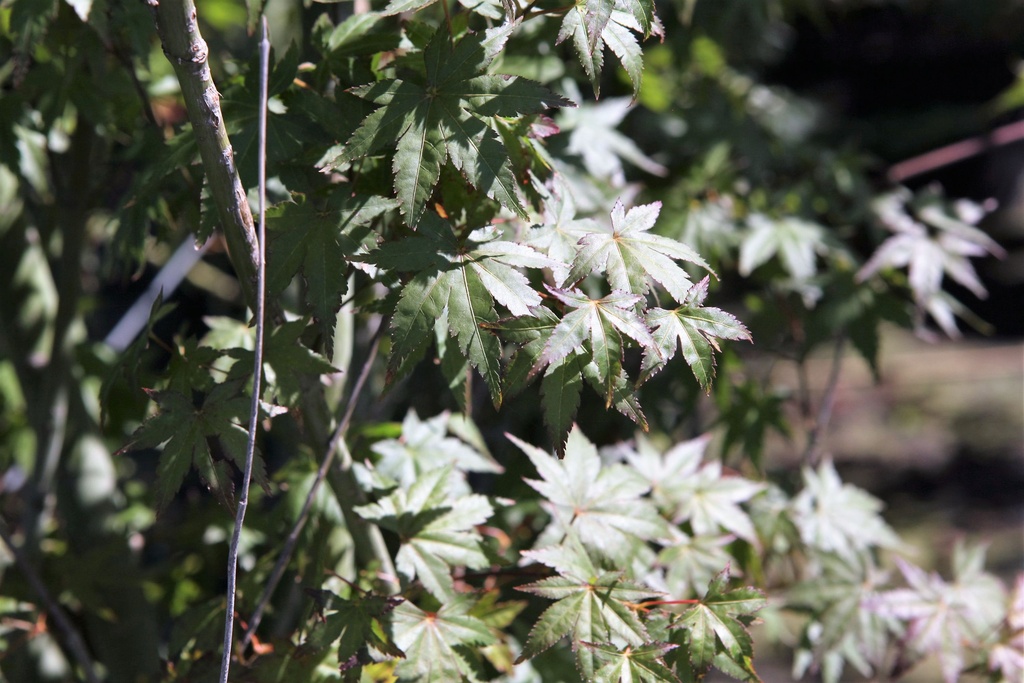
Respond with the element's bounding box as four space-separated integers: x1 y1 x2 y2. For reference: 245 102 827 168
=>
586 642 681 683
119 381 266 510
516 536 661 679
482 308 588 447
223 319 339 408
509 427 670 560
558 0 662 97
354 466 494 600
391 597 497 682
640 276 751 391
532 286 657 401
324 24 572 225
305 589 405 680
490 294 651 447
374 215 557 406
267 192 399 347
564 200 711 303
675 567 765 679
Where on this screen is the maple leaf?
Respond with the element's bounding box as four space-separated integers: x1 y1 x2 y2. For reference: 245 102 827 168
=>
374 215 557 406
557 85 667 185
856 186 1004 338
791 458 901 561
359 410 502 495
738 213 829 284
620 432 762 543
391 597 496 682
488 305 649 448
988 574 1024 683
558 0 662 98
304 589 404 680
586 642 681 683
674 567 765 680
564 199 711 303
517 535 662 679
639 276 751 391
119 381 267 510
868 542 1007 683
323 24 572 225
531 286 657 403
267 192 399 347
353 466 494 600
786 554 899 683
525 179 600 283
509 426 670 560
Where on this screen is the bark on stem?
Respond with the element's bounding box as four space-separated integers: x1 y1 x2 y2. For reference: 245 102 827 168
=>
150 0 399 658
148 0 260 305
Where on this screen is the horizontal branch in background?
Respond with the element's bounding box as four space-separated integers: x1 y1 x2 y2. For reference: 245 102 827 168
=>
888 119 1024 183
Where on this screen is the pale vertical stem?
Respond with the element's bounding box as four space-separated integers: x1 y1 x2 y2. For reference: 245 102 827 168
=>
151 0 398 655
219 18 269 682
242 323 398 647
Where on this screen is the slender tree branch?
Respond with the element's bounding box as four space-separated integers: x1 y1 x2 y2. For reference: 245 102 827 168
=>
219 19 269 683
0 519 99 683
148 0 259 306
243 321 394 648
150 0 399 659
802 333 846 466
887 119 1024 183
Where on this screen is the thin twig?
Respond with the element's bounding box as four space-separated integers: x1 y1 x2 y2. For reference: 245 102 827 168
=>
152 0 399 621
802 333 846 467
219 18 269 683
242 321 388 647
887 119 1024 183
0 520 100 683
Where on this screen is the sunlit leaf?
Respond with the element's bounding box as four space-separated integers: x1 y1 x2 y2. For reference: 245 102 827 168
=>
354 467 494 599
375 215 557 406
510 426 670 559
639 276 750 391
676 567 765 678
391 597 496 681
564 199 711 303
518 535 661 678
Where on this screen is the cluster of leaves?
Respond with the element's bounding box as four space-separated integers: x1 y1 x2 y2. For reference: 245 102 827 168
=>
285 414 1019 683
0 0 1019 681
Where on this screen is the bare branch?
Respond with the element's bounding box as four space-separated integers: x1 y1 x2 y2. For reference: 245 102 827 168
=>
0 519 100 683
219 17 269 683
243 321 397 648
802 333 847 466
148 0 259 305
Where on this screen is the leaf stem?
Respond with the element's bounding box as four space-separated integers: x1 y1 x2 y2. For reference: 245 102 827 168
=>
219 18 269 683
